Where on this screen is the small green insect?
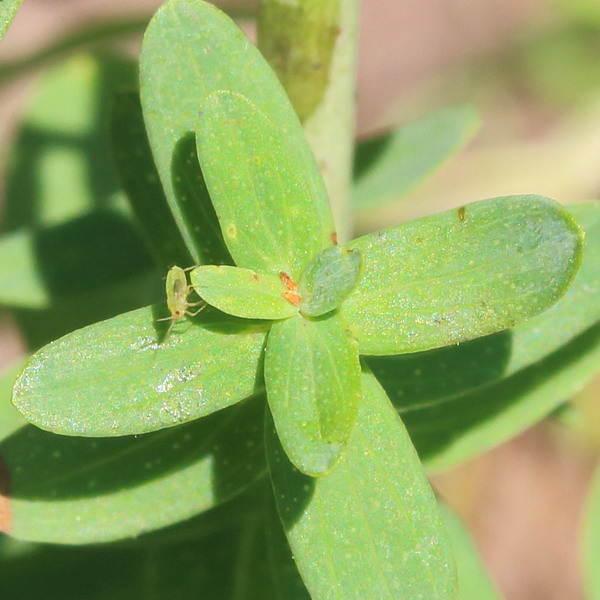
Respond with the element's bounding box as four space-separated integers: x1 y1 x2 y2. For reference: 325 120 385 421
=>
157 265 205 338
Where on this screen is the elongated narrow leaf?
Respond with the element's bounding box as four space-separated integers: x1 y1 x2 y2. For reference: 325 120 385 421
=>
298 245 362 317
0 0 23 39
378 203 600 471
265 313 361 476
266 371 456 599
191 265 298 320
12 305 267 437
1 393 266 544
342 195 583 355
140 0 334 270
352 105 480 210
439 504 501 600
584 463 600 600
409 320 600 472
196 89 333 279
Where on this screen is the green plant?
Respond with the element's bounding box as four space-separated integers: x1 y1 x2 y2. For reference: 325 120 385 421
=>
1 1 600 598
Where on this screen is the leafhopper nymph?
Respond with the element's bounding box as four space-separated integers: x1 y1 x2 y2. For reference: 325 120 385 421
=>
157 265 205 338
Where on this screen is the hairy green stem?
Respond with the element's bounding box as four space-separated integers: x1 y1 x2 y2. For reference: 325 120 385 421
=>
258 0 360 243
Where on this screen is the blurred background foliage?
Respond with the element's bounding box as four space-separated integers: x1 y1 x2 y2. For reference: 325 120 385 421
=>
0 1 600 598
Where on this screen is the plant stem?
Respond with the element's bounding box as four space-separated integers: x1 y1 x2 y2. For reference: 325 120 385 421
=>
258 0 360 244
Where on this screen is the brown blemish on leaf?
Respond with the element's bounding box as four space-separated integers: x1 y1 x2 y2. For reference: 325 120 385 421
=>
252 273 260 282
458 206 466 222
330 232 338 245
280 271 302 306
0 456 11 534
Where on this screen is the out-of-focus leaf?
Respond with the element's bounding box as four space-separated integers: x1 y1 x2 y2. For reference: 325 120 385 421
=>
3 54 136 231
0 480 309 599
265 313 361 476
584 462 600 600
439 504 501 600
0 0 23 39
352 105 480 211
377 203 600 471
298 245 362 317
342 195 583 355
12 305 267 437
1 393 266 544
266 371 456 599
196 89 333 279
140 0 334 269
257 0 339 121
0 231 50 308
191 265 298 320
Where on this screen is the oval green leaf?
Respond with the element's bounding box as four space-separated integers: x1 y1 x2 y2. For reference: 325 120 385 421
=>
196 89 334 279
191 265 298 320
352 105 480 210
298 245 362 317
12 305 267 437
378 202 600 471
265 313 361 476
0 393 266 544
266 370 457 599
140 0 334 269
342 195 584 355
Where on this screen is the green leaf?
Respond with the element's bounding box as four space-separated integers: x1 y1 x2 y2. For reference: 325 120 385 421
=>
0 230 50 308
191 265 298 320
266 370 457 599
352 105 480 210
12 305 267 437
379 202 600 471
584 463 600 600
298 245 362 317
257 0 339 121
111 93 194 271
0 480 308 598
3 54 136 232
1 394 266 544
265 313 361 476
196 89 333 279
0 0 23 40
439 504 501 600
342 195 583 355
140 0 334 270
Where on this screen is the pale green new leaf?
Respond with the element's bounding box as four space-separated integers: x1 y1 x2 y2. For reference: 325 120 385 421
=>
439 504 501 600
196 89 333 279
265 313 361 476
191 265 298 320
342 195 583 355
140 0 334 270
266 371 456 599
0 392 266 544
298 245 362 317
0 0 23 40
352 105 480 210
12 305 267 437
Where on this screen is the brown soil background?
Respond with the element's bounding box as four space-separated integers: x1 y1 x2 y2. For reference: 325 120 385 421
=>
2 1 600 598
